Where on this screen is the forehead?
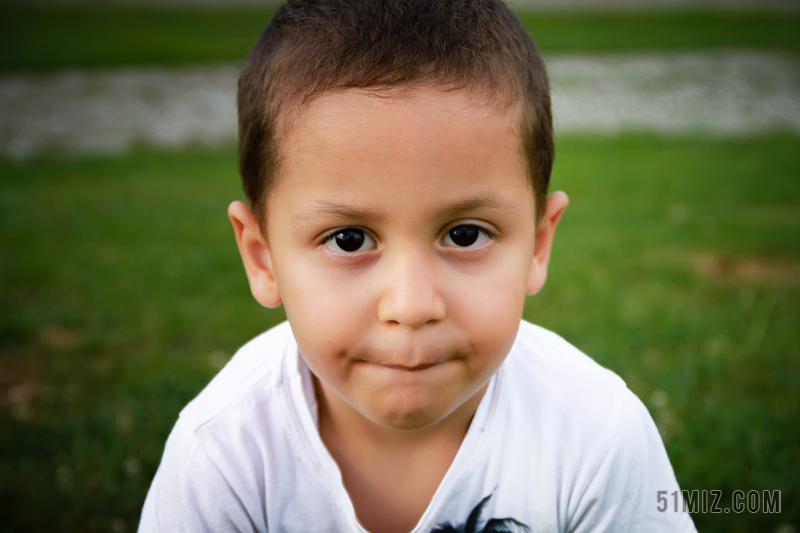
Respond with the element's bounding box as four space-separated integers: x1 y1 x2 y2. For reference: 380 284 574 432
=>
269 86 531 220
283 85 523 156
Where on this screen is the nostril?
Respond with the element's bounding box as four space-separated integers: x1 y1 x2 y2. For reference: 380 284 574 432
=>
378 296 446 329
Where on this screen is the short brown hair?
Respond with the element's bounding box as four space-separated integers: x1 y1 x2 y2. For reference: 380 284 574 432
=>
237 0 553 224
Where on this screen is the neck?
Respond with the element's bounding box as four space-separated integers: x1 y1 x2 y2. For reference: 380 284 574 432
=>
314 376 488 453
313 377 490 533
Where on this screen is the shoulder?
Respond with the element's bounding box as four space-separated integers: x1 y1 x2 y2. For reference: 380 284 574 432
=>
140 322 296 532
503 320 656 458
178 321 294 430
497 321 696 532
505 319 632 418
140 420 259 532
500 320 641 496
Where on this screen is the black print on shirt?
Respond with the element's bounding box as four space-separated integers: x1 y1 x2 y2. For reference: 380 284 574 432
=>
429 494 531 533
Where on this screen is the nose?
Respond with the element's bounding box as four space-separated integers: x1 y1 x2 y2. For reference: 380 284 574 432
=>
377 246 446 329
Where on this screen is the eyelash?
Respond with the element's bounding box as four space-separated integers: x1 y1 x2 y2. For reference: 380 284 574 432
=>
321 223 496 254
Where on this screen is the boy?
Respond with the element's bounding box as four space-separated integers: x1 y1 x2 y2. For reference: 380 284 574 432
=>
140 0 696 531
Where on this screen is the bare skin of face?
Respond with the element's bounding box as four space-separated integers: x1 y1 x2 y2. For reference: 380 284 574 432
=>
228 86 568 533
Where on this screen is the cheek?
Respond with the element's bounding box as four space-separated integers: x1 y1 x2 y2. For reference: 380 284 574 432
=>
276 252 373 360
448 248 530 317
444 256 528 363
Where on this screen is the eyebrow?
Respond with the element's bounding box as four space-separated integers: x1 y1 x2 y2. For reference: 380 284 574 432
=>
292 201 379 224
292 194 519 223
438 195 520 217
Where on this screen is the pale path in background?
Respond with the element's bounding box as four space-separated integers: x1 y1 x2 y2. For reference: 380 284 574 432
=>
0 65 241 159
552 51 800 136
1 51 799 159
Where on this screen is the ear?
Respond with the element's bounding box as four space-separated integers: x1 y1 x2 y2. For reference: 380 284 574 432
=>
527 191 569 296
227 201 283 308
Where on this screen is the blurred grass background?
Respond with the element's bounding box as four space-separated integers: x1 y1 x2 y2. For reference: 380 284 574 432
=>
2 7 800 70
1 4 799 532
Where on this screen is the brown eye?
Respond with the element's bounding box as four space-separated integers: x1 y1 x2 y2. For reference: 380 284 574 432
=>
442 225 490 248
325 228 375 253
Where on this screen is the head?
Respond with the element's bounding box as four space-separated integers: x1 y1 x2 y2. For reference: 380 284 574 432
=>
230 0 567 432
237 0 554 226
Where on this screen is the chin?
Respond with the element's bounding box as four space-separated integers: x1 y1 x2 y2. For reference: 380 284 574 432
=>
372 411 445 431
365 396 456 431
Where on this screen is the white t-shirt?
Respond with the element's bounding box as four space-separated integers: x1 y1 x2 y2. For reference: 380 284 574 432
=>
139 320 696 532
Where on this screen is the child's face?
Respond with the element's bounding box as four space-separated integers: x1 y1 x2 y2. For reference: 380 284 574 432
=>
231 87 566 431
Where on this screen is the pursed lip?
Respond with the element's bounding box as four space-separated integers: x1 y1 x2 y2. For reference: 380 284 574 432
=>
355 359 447 372
377 361 442 372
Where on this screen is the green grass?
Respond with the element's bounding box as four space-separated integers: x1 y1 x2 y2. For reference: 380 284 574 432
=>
1 6 799 71
1 136 798 531
518 11 800 54
0 6 276 71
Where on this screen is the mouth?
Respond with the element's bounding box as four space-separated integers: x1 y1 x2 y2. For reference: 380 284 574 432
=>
355 359 445 372
378 361 442 372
